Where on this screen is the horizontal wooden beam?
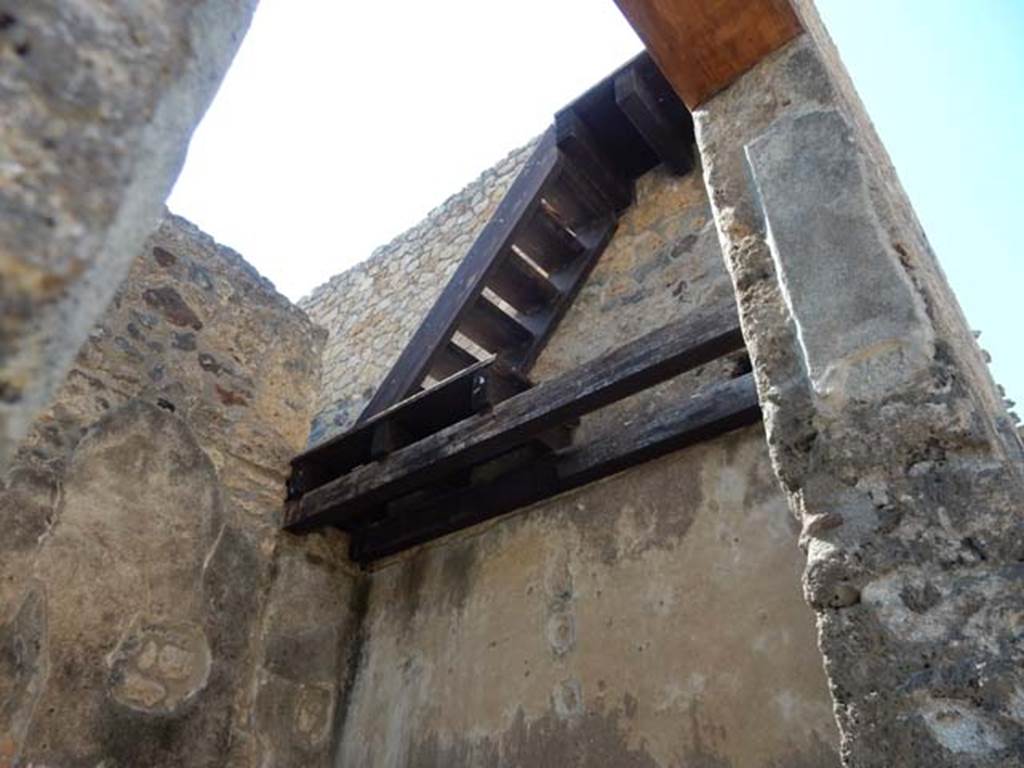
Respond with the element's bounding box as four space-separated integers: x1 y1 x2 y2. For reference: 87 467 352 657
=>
352 374 761 562
612 0 803 109
284 302 744 531
288 356 528 498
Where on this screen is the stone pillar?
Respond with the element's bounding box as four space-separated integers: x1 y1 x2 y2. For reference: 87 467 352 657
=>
0 0 258 470
693 5 1024 766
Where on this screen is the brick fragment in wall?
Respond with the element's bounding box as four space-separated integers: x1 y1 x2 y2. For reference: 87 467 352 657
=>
0 213 362 766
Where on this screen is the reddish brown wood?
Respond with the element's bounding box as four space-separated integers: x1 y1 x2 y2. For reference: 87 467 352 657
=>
612 0 803 108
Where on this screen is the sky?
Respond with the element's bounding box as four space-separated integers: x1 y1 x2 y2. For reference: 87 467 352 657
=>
169 0 1023 412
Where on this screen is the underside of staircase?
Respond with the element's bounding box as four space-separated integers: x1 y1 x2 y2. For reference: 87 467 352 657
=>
284 53 759 564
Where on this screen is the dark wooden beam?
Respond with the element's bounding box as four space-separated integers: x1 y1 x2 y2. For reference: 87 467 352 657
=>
460 294 534 354
554 108 634 213
287 356 528 499
612 0 803 109
357 128 561 422
352 374 761 562
284 302 744 531
614 65 694 175
486 249 561 315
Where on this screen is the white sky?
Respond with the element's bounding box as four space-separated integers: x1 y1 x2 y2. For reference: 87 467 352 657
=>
169 0 643 302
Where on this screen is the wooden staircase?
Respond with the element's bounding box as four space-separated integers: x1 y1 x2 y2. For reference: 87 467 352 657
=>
356 52 694 423
282 53 744 563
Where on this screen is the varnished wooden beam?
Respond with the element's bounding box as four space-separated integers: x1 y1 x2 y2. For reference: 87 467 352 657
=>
612 0 803 109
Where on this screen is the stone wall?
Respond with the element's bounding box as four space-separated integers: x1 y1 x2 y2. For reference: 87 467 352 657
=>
693 6 1024 765
0 0 258 471
300 142 537 444
321 156 839 765
0 214 362 767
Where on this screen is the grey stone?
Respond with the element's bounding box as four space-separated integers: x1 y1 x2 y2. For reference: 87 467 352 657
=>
744 108 933 407
0 588 47 757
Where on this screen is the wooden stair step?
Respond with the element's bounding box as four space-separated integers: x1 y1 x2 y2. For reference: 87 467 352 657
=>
459 294 534 354
555 107 635 213
540 161 615 232
513 213 617 372
512 205 585 275
428 340 479 381
487 248 562 314
614 65 694 175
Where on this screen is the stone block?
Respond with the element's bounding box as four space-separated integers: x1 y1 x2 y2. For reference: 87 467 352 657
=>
744 108 934 408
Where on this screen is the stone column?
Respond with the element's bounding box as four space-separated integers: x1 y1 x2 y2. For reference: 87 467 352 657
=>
692 4 1024 766
1 0 258 470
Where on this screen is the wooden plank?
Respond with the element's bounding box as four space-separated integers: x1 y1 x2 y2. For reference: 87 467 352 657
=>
612 0 803 109
288 357 526 498
614 65 694 175
554 107 635 212
352 374 761 562
561 53 662 180
428 340 479 381
512 205 584 274
486 249 561 315
285 302 744 531
459 294 534 354
357 128 561 422
542 161 614 231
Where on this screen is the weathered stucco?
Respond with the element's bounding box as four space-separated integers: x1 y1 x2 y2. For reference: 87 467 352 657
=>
0 0 259 472
0 214 361 767
693 12 1024 766
338 427 838 767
